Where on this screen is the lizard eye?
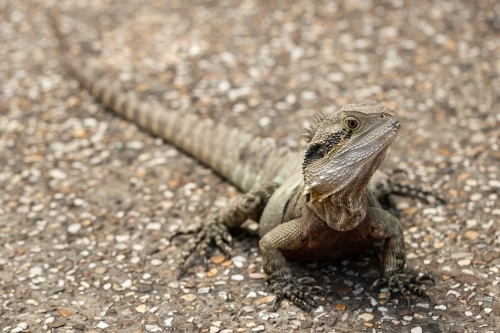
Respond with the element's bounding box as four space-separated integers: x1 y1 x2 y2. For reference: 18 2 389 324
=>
344 117 361 131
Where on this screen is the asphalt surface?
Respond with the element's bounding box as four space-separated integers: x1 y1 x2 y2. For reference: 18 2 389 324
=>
1 0 499 332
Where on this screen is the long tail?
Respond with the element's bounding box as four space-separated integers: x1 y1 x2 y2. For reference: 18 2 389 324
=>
49 13 300 191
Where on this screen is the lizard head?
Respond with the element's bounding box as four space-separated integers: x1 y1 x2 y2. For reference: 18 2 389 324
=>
302 99 400 230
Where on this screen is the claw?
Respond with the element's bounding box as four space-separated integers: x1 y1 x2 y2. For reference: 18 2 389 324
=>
269 280 318 312
297 276 316 286
371 277 387 291
175 217 232 279
169 226 202 243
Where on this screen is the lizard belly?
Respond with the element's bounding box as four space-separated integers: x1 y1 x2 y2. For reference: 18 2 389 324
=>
282 216 373 261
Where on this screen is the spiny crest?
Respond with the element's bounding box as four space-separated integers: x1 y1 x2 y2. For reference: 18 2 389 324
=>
302 111 327 143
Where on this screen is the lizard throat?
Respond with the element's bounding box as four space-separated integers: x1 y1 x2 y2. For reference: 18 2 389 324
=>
306 186 369 231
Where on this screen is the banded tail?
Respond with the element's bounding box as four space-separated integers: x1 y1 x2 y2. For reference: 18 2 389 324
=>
50 15 301 191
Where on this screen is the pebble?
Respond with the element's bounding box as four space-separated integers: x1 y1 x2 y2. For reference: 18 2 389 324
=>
94 266 107 274
138 284 153 292
411 327 422 333
135 304 148 313
145 324 162 332
67 223 82 234
358 313 374 321
96 321 109 329
230 274 244 281
150 259 163 266
51 321 65 328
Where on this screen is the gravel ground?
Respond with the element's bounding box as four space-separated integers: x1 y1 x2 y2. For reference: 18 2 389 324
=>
1 0 500 332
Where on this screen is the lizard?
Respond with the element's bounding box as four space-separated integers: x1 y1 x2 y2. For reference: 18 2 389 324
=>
50 15 439 311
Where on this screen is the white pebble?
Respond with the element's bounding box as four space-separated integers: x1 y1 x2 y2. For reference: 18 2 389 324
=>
358 313 374 321
67 223 81 234
121 279 132 289
115 234 130 242
145 324 162 332
49 169 67 180
96 321 109 329
411 327 422 333
146 222 162 231
151 259 163 266
258 117 271 127
230 274 244 281
126 141 144 150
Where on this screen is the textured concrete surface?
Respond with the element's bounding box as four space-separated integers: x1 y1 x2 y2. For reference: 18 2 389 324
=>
1 0 499 332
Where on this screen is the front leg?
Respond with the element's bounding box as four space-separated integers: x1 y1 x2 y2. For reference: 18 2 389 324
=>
175 182 279 277
260 218 317 311
368 207 433 305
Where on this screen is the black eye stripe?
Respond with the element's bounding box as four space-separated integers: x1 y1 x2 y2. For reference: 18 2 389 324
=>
302 130 345 170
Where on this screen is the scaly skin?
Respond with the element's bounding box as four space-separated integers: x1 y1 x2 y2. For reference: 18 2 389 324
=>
51 15 438 311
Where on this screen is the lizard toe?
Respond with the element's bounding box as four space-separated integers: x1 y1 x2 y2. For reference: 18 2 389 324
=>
370 277 388 292
176 216 232 278
373 271 432 306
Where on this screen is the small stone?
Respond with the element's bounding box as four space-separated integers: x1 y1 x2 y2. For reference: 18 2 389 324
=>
230 274 244 281
73 323 85 331
404 207 419 216
115 234 130 242
488 180 500 188
242 306 254 313
197 287 210 294
59 309 72 317
258 117 271 127
210 255 225 264
336 286 352 294
249 273 264 279
252 325 265 332
96 321 109 329
145 324 162 332
95 266 107 274
335 303 346 311
151 259 163 266
411 327 422 333
121 279 132 289
458 259 471 266
135 304 148 313
358 313 374 321
180 294 197 302
49 169 67 180
207 268 218 277
51 321 65 328
254 295 274 305
67 223 81 234
433 242 444 249
470 193 482 201
137 284 153 292
464 230 478 240
146 222 162 230
466 219 477 228
26 299 39 306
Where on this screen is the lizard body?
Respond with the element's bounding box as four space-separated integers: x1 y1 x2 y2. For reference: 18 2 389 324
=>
51 16 437 310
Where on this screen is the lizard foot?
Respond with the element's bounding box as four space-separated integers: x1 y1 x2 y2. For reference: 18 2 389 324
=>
269 279 318 312
371 271 434 307
390 171 446 204
175 216 232 279
296 277 326 296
